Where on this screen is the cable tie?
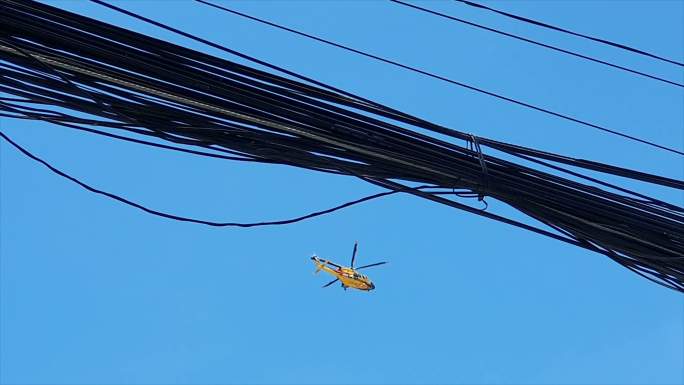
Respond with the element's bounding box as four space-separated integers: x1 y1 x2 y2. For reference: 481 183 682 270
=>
468 134 489 202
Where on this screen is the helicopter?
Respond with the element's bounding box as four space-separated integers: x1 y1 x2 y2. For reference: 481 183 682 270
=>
311 241 387 291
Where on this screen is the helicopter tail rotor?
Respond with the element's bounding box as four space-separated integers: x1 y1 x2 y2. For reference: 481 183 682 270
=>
312 254 325 274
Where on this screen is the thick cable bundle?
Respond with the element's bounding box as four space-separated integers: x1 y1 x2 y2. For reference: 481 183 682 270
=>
1 0 682 291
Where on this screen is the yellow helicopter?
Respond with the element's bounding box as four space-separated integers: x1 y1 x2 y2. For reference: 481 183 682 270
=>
311 241 387 291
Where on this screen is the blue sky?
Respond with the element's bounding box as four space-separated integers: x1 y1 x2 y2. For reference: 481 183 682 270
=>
1 1 682 384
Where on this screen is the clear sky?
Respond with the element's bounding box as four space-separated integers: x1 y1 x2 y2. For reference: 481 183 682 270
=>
1 1 683 384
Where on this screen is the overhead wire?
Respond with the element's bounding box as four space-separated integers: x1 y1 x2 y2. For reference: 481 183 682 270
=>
455 0 684 68
0 101 275 164
389 0 683 88
80 0 684 177
192 0 684 157
0 131 441 228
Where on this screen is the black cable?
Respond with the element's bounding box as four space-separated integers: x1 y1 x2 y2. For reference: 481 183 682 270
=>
67 0 684 178
0 130 430 227
193 0 684 157
0 114 268 163
391 0 682 88
0 98 274 163
455 0 684 68
86 0 394 118
358 175 589 251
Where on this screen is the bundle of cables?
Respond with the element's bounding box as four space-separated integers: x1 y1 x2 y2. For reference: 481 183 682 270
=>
1 0 682 291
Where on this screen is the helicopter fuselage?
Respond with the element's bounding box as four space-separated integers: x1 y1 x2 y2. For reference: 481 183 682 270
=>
312 257 375 291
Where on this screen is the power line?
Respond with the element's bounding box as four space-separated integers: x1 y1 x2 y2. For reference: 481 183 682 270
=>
86 0 398 123
455 0 684 68
0 103 272 164
3 127 581 263
193 0 684 157
0 130 428 228
390 0 682 88
86 0 684 168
